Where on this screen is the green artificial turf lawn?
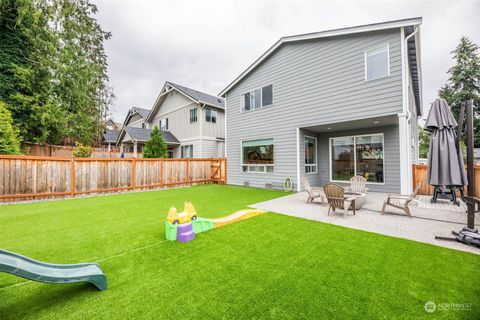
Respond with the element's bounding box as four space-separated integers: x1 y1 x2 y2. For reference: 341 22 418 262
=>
0 184 479 319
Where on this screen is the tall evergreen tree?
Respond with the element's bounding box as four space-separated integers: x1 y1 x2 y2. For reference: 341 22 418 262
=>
143 127 168 158
439 36 480 146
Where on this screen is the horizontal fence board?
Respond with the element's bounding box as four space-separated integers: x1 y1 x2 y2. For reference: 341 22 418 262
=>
0 156 226 203
412 164 480 197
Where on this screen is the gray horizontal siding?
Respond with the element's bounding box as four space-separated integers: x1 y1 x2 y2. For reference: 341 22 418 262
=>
225 29 403 190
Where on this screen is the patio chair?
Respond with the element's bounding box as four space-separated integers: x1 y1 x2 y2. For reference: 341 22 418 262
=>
381 184 421 217
301 176 326 204
345 175 369 194
323 183 356 217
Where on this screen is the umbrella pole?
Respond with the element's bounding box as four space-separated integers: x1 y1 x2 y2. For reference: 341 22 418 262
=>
466 100 475 229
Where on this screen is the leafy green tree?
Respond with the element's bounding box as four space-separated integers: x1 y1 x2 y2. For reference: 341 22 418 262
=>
0 0 113 145
143 127 168 158
439 36 480 146
0 100 21 155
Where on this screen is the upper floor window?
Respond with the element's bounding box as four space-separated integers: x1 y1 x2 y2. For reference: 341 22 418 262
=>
365 44 389 81
160 118 168 131
142 123 146 129
242 85 273 112
190 108 197 123
205 108 217 123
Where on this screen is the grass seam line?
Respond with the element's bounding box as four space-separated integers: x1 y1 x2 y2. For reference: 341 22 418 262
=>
0 239 169 291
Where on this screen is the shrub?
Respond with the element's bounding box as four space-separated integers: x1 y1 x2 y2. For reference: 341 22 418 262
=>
73 142 93 157
0 101 21 155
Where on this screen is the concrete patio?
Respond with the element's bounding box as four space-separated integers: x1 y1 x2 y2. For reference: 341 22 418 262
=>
250 191 480 255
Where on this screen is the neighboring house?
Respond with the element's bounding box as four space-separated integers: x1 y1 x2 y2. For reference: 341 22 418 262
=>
102 118 122 151
105 118 122 131
116 107 152 155
145 81 225 158
219 17 423 194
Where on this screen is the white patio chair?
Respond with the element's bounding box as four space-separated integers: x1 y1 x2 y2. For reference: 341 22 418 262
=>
301 176 326 204
345 175 369 194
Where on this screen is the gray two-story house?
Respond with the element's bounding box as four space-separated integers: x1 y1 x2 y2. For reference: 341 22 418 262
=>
220 18 422 194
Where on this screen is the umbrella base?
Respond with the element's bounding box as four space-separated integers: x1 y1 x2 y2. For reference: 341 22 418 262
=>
435 227 480 248
431 186 463 206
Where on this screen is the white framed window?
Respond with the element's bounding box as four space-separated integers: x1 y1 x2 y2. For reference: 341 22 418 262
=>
365 44 390 81
330 133 384 184
181 145 193 158
189 108 197 123
242 85 273 112
205 108 217 123
160 118 168 131
241 138 274 173
304 136 317 174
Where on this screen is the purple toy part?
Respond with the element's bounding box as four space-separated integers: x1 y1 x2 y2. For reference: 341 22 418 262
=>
177 223 195 242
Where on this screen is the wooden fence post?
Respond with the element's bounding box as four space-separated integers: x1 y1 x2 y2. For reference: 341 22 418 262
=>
160 159 164 188
131 159 136 190
186 159 190 185
70 159 75 196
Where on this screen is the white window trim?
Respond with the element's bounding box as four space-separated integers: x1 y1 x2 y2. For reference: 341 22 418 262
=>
240 84 274 113
240 138 274 174
181 144 193 158
189 107 197 123
205 107 217 123
329 133 385 185
364 43 390 81
304 135 318 174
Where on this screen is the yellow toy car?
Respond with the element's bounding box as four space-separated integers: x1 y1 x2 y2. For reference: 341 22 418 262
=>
167 201 198 225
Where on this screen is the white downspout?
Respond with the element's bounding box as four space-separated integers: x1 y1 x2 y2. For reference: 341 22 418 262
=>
296 127 301 192
399 26 419 194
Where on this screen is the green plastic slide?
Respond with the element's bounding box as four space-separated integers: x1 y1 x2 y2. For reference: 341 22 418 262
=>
0 249 107 291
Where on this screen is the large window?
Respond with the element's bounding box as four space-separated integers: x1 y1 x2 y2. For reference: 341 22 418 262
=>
242 139 274 173
242 85 273 112
205 108 217 123
181 145 193 158
304 136 317 174
330 134 384 183
190 108 197 123
365 44 389 81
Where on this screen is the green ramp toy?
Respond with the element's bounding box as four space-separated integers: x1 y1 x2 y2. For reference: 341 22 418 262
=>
0 249 107 291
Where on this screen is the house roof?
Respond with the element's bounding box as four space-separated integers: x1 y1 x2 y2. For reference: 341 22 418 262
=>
103 130 120 144
167 82 225 109
121 107 151 128
133 107 150 119
219 17 423 97
119 127 180 145
146 81 224 122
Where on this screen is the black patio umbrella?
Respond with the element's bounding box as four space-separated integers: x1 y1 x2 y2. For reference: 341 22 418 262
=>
425 98 468 203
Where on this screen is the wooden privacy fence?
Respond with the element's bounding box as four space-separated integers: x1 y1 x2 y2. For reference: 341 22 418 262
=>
0 155 226 203
412 164 480 197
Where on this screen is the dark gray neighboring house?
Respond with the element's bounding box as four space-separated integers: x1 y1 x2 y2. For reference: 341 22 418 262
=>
219 18 423 194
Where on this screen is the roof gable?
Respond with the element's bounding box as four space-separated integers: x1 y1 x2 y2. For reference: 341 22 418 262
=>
146 81 224 122
219 17 422 96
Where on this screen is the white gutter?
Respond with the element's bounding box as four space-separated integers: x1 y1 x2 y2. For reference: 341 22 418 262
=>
404 26 419 120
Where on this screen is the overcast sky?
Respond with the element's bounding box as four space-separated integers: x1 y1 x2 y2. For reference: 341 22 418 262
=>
93 0 480 122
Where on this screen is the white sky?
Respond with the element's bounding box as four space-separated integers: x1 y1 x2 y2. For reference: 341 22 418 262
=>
93 0 480 122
